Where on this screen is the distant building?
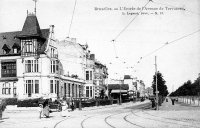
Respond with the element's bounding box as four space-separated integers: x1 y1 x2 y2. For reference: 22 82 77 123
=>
123 75 136 98
138 80 145 97
57 39 108 99
145 87 153 97
107 84 129 99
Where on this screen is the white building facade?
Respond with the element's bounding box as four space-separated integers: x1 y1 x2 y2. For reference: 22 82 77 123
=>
0 13 84 100
57 38 108 99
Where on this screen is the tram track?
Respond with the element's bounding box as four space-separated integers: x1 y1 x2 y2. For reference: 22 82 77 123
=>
142 111 200 126
54 102 151 128
131 110 199 128
104 102 151 128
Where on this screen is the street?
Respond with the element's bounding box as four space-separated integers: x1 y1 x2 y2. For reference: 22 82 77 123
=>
1 99 200 128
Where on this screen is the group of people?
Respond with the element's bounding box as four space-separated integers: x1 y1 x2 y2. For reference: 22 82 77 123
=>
39 99 51 118
39 99 75 118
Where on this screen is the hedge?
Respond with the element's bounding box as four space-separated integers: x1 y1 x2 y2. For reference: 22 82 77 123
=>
4 98 18 105
17 98 41 107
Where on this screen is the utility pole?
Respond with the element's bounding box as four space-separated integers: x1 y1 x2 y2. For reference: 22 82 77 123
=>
155 56 159 110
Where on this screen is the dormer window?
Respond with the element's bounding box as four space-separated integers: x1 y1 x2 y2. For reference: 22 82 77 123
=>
2 44 11 54
12 43 20 54
13 48 18 53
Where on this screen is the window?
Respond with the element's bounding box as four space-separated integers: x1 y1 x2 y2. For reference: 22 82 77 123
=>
90 86 93 97
1 62 16 77
50 80 53 93
72 84 74 97
50 48 58 58
2 44 11 54
13 82 17 96
25 60 38 73
21 39 37 56
56 81 59 94
64 83 67 97
86 86 93 98
68 83 71 97
54 80 57 94
50 80 59 94
2 83 11 95
24 80 39 94
51 60 59 73
13 48 18 53
86 70 93 80
90 71 92 80
86 86 89 97
86 71 89 80
35 80 39 93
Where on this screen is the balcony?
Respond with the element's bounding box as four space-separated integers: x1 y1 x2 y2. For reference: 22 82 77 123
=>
51 54 58 58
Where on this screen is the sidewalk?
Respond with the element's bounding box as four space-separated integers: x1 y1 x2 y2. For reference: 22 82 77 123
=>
144 97 200 127
159 97 200 111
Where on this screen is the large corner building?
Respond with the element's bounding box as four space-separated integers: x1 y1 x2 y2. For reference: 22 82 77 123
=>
0 13 85 99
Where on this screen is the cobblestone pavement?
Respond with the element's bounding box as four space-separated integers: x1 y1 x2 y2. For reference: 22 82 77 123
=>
0 98 200 128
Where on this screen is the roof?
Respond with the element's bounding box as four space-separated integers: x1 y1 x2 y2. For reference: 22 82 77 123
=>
124 75 131 79
0 29 50 56
108 84 129 90
18 14 42 38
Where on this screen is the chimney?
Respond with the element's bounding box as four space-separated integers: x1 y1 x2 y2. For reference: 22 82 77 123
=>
50 25 54 34
71 38 76 43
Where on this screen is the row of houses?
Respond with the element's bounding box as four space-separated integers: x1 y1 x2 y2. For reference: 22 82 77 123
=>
108 75 150 99
0 12 108 100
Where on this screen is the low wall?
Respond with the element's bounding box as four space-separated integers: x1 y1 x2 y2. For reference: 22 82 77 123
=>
176 96 200 106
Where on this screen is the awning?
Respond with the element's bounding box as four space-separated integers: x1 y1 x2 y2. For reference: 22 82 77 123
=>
108 84 129 90
111 90 128 93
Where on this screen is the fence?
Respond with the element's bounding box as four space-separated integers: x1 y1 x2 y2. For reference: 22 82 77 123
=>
174 96 200 106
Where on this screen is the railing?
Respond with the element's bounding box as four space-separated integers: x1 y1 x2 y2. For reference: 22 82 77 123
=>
51 54 58 58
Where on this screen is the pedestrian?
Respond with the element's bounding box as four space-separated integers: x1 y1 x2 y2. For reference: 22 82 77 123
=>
38 104 43 119
60 100 70 117
43 99 50 118
151 98 155 108
71 101 75 111
171 98 175 105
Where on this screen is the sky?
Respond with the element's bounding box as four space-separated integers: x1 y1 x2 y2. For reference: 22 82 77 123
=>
0 0 200 92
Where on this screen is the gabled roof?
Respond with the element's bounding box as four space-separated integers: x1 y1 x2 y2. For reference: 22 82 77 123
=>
12 43 20 49
18 14 42 38
2 44 11 50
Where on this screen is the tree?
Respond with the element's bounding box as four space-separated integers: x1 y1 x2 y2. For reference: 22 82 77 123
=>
100 89 105 99
152 71 169 96
170 77 200 96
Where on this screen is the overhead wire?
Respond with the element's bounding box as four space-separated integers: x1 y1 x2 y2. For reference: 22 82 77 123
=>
109 0 152 76
139 28 200 61
67 0 78 37
112 0 151 41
